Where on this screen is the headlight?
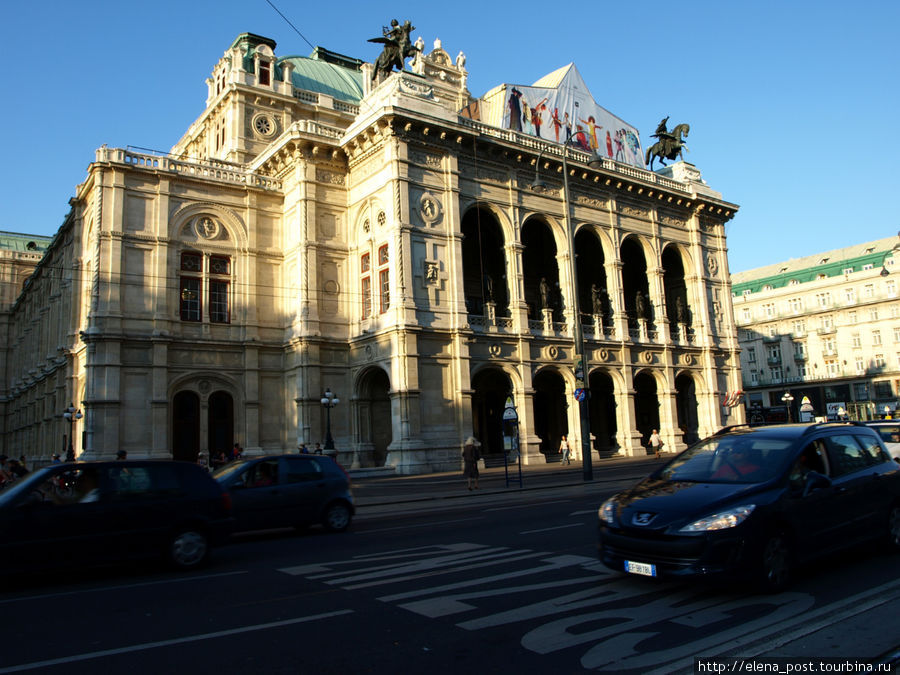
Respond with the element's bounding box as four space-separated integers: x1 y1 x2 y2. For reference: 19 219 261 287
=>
599 498 617 525
679 505 756 532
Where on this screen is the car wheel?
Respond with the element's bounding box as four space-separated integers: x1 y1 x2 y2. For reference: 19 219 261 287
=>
322 502 352 533
758 533 791 593
168 529 210 570
886 505 900 551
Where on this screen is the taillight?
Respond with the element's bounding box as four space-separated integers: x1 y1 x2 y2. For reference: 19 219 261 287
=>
221 491 232 513
336 461 351 487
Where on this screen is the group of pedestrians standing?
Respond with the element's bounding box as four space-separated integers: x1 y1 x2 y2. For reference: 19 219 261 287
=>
0 454 30 489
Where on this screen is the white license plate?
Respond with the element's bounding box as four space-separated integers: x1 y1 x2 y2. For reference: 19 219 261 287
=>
624 560 657 577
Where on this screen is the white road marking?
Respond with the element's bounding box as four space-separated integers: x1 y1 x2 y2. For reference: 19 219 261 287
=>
0 610 354 674
520 523 585 534
0 570 249 605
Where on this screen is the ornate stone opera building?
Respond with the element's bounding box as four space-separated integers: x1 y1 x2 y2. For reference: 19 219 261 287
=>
0 32 741 472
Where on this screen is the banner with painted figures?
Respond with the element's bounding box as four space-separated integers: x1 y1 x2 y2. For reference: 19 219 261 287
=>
500 65 645 169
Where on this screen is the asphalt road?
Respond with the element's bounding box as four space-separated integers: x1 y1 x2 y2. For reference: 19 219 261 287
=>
1 475 898 674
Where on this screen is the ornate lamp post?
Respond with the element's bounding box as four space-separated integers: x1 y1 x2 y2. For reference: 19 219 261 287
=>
531 135 604 481
781 391 794 423
62 403 83 462
320 388 340 455
878 231 899 277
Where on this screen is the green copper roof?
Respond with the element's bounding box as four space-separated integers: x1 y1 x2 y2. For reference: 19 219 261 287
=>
730 236 899 295
0 230 52 252
277 50 364 104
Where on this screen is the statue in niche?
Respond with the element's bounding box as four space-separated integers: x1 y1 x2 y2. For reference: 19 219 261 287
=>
675 295 687 324
540 277 550 310
591 284 604 317
484 274 494 302
635 290 648 320
369 19 420 83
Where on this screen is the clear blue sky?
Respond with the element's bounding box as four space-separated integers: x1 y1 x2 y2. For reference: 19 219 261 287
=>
2 1 897 273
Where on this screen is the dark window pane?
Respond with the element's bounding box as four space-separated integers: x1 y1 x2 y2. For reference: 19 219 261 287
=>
210 280 229 323
180 278 201 321
181 252 202 272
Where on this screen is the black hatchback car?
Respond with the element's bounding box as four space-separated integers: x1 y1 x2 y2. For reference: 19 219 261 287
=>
212 454 354 533
598 423 900 591
0 461 233 573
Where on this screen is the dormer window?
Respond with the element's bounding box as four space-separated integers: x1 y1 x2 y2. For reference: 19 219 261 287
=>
259 60 271 86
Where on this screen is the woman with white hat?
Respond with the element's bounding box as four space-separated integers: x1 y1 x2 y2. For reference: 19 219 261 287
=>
462 436 481 490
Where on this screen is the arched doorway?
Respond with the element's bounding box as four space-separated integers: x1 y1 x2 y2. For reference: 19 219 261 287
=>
173 391 200 462
208 391 234 459
675 373 701 445
575 229 609 326
521 217 561 321
621 237 651 331
588 370 617 453
461 206 509 316
357 368 392 467
471 368 512 456
633 371 661 453
662 246 691 335
533 369 568 459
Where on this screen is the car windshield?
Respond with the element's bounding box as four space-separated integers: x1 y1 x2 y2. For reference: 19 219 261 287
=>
211 459 252 482
659 435 795 484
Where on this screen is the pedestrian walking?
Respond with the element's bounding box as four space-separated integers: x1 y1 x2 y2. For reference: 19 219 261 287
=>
462 436 481 490
298 443 309 454
559 435 571 464
648 429 663 459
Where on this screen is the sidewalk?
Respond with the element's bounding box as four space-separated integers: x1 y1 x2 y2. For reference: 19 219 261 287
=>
347 453 664 508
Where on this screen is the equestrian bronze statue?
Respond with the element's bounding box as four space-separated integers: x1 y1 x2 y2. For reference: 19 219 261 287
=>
369 19 419 83
645 116 690 170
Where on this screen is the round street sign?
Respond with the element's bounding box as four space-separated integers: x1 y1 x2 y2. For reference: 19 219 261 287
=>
574 388 585 402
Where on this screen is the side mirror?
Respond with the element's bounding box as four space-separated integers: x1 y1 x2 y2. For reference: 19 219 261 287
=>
803 471 832 497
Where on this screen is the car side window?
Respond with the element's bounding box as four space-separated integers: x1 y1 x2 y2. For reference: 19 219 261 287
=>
823 434 874 477
788 442 828 489
246 460 279 488
284 458 324 483
854 434 889 465
105 466 179 501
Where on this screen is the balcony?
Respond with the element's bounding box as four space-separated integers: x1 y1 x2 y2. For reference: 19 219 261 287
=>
766 357 782 366
793 352 807 362
818 326 836 335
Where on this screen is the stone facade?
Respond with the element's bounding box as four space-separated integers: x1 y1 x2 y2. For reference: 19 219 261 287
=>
0 33 741 473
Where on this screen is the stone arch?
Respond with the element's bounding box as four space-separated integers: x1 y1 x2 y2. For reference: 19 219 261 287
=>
169 372 242 461
355 365 392 467
633 369 662 451
574 227 610 326
532 367 568 459
471 366 514 456
588 368 619 454
461 204 511 317
521 215 562 321
620 235 652 329
169 202 248 249
675 370 703 445
662 244 692 333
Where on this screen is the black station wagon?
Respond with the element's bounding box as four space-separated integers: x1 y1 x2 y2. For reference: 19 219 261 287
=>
0 460 233 573
597 423 900 591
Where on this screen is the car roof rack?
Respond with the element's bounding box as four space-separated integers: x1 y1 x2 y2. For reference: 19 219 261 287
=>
712 424 754 436
799 420 868 437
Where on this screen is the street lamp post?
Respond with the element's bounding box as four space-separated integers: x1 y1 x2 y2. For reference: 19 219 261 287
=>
62 403 83 462
320 388 340 455
531 135 604 481
781 391 794 423
877 231 900 277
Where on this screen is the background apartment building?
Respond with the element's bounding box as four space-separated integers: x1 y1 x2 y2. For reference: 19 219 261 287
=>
732 235 900 421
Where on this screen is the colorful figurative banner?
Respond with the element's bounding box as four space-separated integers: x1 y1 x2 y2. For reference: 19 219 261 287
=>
499 66 645 169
